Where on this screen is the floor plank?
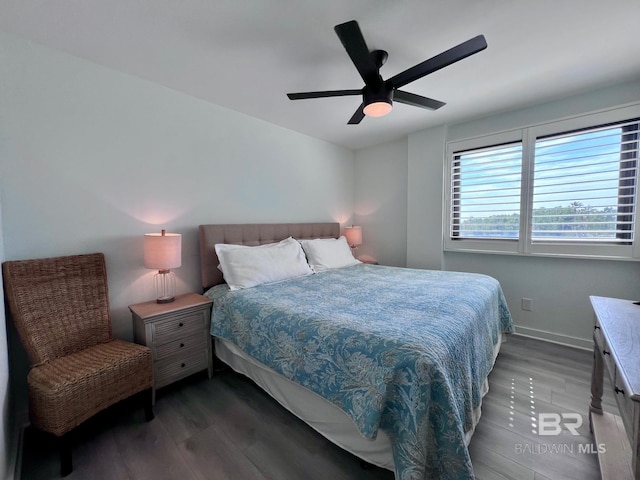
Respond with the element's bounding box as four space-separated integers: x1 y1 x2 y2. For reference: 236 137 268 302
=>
20 335 605 480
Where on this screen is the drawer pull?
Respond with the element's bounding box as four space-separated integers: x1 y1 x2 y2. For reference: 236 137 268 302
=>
180 343 184 348
181 363 186 368
594 325 600 330
603 350 610 356
179 322 184 327
615 386 625 395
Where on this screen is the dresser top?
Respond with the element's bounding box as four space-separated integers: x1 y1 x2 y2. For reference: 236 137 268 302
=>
129 292 212 319
590 296 640 401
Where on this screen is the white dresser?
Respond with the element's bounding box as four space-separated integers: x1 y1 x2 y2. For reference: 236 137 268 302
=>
590 296 640 480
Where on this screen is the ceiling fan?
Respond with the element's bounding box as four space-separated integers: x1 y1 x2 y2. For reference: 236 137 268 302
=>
287 20 487 124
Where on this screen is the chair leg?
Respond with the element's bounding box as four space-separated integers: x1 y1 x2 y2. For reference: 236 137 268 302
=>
143 388 154 422
59 432 73 476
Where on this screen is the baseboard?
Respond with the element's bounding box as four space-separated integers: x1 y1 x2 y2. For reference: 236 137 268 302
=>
513 326 593 351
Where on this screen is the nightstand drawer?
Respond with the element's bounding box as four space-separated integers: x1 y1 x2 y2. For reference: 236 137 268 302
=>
154 331 208 361
153 311 204 344
154 350 209 388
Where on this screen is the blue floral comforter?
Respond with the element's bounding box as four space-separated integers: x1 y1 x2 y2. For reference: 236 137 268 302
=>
206 264 513 480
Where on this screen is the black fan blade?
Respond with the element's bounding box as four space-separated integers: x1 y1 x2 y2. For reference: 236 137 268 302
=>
394 90 445 110
388 35 487 89
334 20 379 85
287 89 361 100
348 103 365 124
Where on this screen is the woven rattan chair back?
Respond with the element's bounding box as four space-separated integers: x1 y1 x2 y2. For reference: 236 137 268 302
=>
2 253 113 366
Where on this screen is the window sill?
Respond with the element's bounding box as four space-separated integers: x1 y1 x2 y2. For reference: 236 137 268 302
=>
444 244 640 262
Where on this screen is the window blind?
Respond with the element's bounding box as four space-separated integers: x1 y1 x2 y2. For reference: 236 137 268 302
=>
532 119 640 243
451 142 522 239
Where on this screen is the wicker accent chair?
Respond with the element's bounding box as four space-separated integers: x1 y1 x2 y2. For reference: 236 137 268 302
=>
2 253 153 476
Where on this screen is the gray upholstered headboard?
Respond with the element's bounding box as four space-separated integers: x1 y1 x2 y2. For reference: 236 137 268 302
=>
198 222 340 291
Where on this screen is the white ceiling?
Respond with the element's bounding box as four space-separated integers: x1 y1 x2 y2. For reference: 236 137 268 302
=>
1 0 639 150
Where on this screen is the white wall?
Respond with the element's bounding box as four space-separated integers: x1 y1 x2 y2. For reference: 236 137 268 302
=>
443 252 640 348
407 125 446 271
354 138 408 267
0 30 354 335
0 30 355 446
359 80 640 348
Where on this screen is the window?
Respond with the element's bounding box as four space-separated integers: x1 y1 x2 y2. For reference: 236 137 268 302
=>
451 142 522 240
532 121 638 244
445 105 640 259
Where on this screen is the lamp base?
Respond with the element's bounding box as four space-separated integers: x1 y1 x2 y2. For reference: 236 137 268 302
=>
156 296 175 304
154 270 176 305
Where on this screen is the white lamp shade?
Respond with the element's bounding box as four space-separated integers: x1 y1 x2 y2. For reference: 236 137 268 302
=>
144 232 182 270
344 226 363 247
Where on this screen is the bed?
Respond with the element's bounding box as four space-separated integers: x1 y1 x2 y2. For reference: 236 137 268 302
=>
198 222 513 480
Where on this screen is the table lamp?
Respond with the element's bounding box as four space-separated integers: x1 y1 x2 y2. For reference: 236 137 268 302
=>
144 229 182 303
344 225 363 254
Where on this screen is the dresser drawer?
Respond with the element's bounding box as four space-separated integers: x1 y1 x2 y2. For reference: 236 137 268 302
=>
152 311 205 345
154 350 209 388
613 375 636 447
595 324 617 382
154 331 208 361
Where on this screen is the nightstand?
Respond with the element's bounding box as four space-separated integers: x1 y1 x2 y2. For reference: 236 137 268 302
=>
130 292 213 404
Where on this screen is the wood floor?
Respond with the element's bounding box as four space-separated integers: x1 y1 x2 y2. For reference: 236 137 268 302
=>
20 335 614 480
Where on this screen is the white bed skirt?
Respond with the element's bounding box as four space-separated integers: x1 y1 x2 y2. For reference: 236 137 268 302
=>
215 334 504 471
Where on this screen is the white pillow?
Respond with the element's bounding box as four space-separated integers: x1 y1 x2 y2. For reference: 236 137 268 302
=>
299 236 361 272
215 237 314 290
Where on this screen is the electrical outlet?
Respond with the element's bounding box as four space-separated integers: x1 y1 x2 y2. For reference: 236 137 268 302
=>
521 298 533 311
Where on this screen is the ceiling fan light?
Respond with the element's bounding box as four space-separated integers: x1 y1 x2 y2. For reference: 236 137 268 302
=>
363 100 393 117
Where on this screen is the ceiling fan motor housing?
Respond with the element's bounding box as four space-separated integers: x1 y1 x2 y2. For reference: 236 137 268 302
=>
363 82 393 110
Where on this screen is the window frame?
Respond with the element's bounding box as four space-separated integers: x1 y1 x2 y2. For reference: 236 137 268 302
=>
443 104 640 260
